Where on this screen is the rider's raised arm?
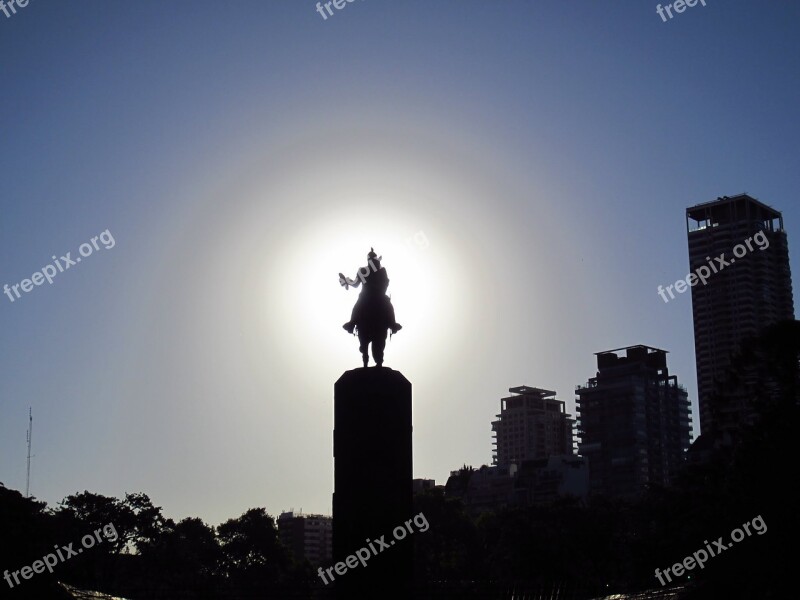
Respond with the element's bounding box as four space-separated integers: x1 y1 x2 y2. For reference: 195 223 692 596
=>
346 272 363 288
338 272 361 289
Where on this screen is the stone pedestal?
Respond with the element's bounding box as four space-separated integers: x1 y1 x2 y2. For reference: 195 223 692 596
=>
332 367 412 599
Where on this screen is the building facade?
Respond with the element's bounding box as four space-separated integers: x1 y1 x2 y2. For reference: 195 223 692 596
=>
412 478 436 494
576 346 691 498
277 511 332 566
513 455 589 505
686 194 794 436
444 457 589 514
491 386 576 467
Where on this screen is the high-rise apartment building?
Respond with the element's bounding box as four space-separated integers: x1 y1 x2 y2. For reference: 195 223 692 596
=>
491 386 576 467
686 194 794 435
576 346 691 498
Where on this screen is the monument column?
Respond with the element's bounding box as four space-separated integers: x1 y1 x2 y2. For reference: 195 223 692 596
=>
332 367 413 598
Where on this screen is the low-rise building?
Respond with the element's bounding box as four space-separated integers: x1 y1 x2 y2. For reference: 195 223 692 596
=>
277 511 332 565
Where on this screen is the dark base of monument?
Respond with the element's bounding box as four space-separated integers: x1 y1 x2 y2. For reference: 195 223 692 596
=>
333 367 413 599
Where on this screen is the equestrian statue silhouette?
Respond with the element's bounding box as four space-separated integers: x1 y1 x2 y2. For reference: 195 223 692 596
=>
339 248 402 367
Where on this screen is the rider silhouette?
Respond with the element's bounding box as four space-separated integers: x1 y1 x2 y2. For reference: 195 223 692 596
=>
341 248 401 335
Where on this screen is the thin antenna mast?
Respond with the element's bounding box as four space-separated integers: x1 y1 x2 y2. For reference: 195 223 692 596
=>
26 408 32 498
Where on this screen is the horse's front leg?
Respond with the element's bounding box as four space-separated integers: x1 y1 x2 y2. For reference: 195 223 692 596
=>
358 333 369 367
372 331 387 367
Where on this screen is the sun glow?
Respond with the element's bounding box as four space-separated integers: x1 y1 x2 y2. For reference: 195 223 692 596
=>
229 125 500 381
259 193 474 380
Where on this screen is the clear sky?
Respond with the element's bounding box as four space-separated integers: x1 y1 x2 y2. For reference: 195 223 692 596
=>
1 0 798 526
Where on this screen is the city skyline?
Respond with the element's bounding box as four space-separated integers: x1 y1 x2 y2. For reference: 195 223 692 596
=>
2 1 799 528
0 191 794 523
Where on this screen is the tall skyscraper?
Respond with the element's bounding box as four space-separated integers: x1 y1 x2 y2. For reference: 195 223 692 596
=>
491 386 576 467
576 346 691 498
686 194 794 436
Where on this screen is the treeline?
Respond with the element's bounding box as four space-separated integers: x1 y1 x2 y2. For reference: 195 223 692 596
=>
0 488 315 599
2 408 796 599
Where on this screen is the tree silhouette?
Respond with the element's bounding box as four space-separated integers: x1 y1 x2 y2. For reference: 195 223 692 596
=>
216 508 296 598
